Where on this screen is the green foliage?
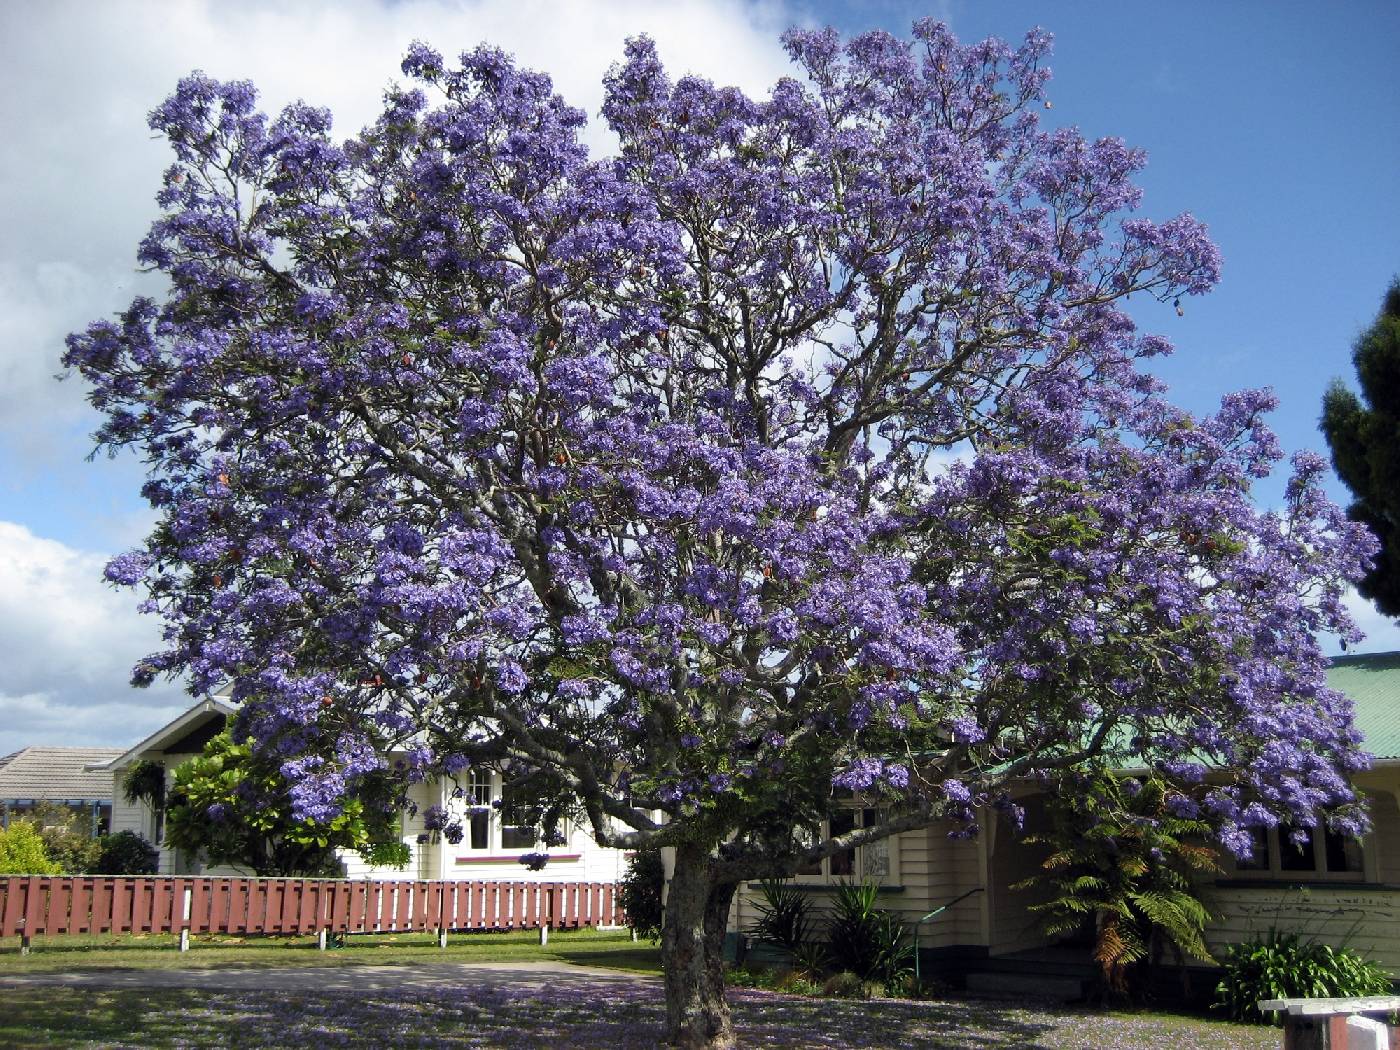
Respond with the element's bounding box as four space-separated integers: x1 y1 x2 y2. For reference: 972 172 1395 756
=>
91 831 159 875
28 802 102 874
1015 764 1217 1000
824 879 914 991
820 970 881 999
0 820 61 875
790 941 830 982
1322 278 1400 615
1215 927 1395 1024
163 731 409 877
121 761 167 811
747 879 814 956
617 847 665 942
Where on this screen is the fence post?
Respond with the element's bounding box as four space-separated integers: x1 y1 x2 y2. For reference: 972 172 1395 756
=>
17 918 28 956
179 884 192 952
318 928 328 951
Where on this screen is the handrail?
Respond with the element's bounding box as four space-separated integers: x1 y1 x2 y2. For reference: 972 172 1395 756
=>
913 886 984 984
915 885 985 924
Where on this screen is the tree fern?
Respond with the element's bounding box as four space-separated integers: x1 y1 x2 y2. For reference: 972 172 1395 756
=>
1015 763 1219 1001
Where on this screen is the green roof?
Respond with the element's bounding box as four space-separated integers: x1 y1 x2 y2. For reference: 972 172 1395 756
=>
1329 651 1400 761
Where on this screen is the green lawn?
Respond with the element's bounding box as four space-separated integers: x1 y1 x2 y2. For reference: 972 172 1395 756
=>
0 926 662 976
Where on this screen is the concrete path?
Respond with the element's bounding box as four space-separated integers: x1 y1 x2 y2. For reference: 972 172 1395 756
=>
0 960 658 994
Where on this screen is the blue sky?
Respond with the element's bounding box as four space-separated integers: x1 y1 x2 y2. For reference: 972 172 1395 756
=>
0 0 1395 750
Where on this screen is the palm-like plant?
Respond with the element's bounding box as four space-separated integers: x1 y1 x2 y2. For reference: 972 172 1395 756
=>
748 878 815 956
1015 764 1218 1000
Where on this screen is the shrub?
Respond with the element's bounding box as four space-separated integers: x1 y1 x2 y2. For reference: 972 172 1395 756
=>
0 820 61 874
617 847 664 942
825 879 914 991
772 970 821 996
821 970 879 999
91 831 160 875
1215 928 1394 1023
747 879 814 956
30 801 102 874
791 941 830 981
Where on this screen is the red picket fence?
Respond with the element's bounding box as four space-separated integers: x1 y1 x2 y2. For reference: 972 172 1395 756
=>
0 876 623 947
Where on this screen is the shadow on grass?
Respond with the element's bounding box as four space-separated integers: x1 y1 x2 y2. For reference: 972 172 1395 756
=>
0 988 190 1050
0 982 1275 1050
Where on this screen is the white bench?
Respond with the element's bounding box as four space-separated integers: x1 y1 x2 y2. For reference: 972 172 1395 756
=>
1256 996 1400 1050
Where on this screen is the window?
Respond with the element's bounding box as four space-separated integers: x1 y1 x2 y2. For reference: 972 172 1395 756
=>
1228 825 1364 881
500 793 540 850
795 809 898 884
464 770 493 849
449 771 543 854
464 770 492 807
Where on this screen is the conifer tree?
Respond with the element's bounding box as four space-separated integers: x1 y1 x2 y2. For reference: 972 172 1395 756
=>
1322 280 1400 616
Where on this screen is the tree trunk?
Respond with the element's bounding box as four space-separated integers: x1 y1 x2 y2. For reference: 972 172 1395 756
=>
661 844 737 1049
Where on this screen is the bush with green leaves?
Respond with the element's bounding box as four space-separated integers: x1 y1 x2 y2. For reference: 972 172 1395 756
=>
29 801 103 874
0 820 61 875
163 730 408 877
824 879 914 991
1215 928 1394 1023
91 830 160 875
617 847 665 942
821 970 882 1000
121 760 167 812
747 879 814 956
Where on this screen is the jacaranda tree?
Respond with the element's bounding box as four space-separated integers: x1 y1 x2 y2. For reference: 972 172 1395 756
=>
66 22 1375 1047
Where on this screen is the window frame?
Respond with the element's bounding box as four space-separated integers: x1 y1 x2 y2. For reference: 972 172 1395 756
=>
1227 824 1366 883
794 807 901 885
449 771 543 856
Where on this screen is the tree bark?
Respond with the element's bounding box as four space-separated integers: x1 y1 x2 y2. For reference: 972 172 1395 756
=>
661 844 738 1049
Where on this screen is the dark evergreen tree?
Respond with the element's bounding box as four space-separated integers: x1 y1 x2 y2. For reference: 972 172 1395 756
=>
1322 279 1400 616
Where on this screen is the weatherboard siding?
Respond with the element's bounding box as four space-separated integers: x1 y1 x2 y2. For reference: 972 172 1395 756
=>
1202 884 1400 973
726 821 986 948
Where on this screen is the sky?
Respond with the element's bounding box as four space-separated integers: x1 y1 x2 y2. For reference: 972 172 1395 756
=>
0 0 1396 754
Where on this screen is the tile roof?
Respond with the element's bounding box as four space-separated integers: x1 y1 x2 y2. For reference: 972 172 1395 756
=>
1329 652 1400 761
0 747 124 802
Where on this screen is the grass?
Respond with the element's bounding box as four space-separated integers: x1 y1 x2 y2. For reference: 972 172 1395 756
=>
0 926 662 976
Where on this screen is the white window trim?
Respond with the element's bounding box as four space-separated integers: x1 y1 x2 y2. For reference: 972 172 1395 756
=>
448 771 543 856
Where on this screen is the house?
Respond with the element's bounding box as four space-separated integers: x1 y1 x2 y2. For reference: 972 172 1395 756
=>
91 696 629 883
724 651 1400 989
0 746 122 833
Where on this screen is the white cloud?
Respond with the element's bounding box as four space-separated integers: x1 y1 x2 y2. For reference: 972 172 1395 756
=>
0 0 800 458
1329 586 1400 657
0 521 187 753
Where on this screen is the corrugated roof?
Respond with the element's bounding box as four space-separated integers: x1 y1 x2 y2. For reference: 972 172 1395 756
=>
1329 651 1400 761
0 747 123 802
